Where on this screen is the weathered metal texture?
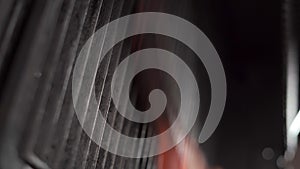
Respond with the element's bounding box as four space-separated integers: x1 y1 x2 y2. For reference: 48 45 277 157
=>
0 0 150 168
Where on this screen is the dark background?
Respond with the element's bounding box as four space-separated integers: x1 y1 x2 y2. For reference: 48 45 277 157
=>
137 0 285 168
196 0 285 169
